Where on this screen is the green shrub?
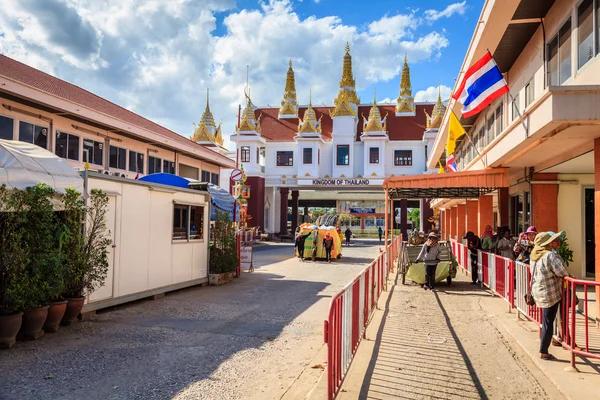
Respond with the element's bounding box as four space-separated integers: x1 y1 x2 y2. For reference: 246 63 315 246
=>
209 211 238 274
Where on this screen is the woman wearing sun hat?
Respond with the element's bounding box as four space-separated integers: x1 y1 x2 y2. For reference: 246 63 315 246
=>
514 226 537 264
416 232 441 291
529 231 568 361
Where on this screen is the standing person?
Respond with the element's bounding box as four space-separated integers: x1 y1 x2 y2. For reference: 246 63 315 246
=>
481 224 496 253
378 226 383 242
416 232 441 291
295 231 311 262
323 232 334 263
464 231 481 284
514 226 537 264
345 227 352 246
496 228 515 260
530 231 569 361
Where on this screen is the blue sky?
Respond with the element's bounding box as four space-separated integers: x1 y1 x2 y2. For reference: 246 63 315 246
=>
0 0 484 147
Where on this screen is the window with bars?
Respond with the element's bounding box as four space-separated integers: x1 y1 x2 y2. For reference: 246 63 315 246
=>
393 150 412 166
303 148 313 164
241 146 250 162
369 147 379 164
277 151 294 166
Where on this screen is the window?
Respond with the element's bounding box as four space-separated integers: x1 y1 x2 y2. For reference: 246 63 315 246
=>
495 105 503 137
189 206 204 240
303 148 313 164
19 121 48 149
548 19 572 85
241 146 250 162
369 147 379 164
109 145 126 170
524 80 534 108
129 151 144 173
579 0 594 69
83 139 103 166
486 115 494 145
512 93 520 121
476 128 485 151
55 131 79 161
256 147 259 163
173 205 189 241
276 151 294 166
336 145 349 165
148 156 162 174
394 150 412 166
210 172 219 185
163 160 175 174
0 115 13 140
201 170 211 182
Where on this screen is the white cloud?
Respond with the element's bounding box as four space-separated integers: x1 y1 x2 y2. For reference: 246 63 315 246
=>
0 0 452 150
415 85 452 102
424 1 467 22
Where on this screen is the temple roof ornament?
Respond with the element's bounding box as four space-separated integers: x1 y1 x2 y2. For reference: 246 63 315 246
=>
214 122 224 145
297 91 322 136
425 85 447 130
279 59 298 119
237 87 261 133
362 88 387 134
191 89 219 143
332 43 360 118
396 54 415 116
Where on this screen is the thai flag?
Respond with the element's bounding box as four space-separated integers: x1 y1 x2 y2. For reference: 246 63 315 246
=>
446 154 458 172
452 51 509 118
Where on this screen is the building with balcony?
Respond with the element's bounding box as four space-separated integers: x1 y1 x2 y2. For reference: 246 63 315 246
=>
427 0 600 280
229 46 445 235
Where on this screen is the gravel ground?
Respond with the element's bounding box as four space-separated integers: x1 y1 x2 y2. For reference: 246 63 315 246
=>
345 273 566 400
0 239 382 400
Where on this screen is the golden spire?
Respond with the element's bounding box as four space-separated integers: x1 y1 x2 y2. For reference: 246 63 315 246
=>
238 87 261 133
396 53 415 114
363 87 386 133
425 84 446 130
298 90 322 135
201 88 217 128
279 58 298 118
333 42 359 117
214 122 224 146
191 89 218 143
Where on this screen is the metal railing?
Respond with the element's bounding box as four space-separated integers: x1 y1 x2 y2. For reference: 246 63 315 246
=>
323 235 402 400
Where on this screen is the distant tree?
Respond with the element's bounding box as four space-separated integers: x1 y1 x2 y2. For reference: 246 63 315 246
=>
408 208 420 231
338 213 359 228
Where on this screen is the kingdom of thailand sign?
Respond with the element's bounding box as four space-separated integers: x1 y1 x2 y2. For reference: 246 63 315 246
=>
297 178 385 186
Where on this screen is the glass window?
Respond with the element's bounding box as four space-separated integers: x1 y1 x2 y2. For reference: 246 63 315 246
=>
201 170 211 182
148 156 162 174
486 116 494 145
163 160 175 174
336 145 349 165
369 147 379 164
210 172 219 185
376 217 385 227
276 151 294 166
559 19 572 84
55 131 80 161
524 80 534 108
19 121 48 149
190 206 204 240
129 151 144 173
241 146 250 162
173 204 188 241
0 115 13 140
579 0 594 69
512 93 520 121
495 105 503 137
548 36 559 86
303 148 312 164
109 145 126 170
394 150 412 166
365 217 375 227
83 139 103 166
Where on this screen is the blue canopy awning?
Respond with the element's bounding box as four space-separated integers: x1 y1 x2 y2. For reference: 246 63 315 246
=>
138 173 237 221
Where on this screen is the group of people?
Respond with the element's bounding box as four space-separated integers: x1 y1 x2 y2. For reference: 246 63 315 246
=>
294 230 336 263
462 225 572 361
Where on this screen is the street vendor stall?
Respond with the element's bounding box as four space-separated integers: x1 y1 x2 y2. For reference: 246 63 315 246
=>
296 222 343 261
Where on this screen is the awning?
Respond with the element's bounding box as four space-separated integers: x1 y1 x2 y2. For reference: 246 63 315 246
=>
206 183 238 221
383 169 509 199
0 139 84 194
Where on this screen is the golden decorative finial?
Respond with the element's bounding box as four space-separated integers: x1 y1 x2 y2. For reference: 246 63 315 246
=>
279 58 298 118
205 88 210 112
345 42 350 53
396 53 415 114
309 90 312 105
298 90 322 135
363 88 385 133
373 87 377 106
289 58 292 67
333 42 359 116
426 83 446 129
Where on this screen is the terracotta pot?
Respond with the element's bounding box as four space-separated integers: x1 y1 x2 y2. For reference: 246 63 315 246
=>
17 306 49 341
0 312 23 349
44 300 68 333
60 297 85 326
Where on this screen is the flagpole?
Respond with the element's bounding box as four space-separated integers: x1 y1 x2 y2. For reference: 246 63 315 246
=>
508 91 529 137
463 129 487 167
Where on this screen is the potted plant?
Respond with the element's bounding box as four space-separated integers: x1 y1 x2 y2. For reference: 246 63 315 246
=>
209 211 238 285
60 189 111 326
0 185 29 348
15 184 63 341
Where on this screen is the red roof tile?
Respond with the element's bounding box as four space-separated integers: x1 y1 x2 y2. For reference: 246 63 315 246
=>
256 103 433 142
0 55 233 166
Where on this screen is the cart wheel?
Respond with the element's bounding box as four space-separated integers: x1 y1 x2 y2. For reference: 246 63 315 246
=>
446 276 452 285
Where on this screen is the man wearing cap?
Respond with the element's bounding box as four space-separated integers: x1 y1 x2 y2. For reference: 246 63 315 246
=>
464 231 481 284
530 231 569 361
323 232 334 263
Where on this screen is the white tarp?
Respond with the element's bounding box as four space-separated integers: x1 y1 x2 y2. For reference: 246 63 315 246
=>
0 139 84 194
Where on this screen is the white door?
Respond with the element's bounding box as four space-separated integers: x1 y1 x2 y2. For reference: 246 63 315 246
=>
88 195 117 302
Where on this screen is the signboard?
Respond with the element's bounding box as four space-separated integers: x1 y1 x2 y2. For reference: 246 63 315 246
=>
350 207 375 214
240 246 253 269
231 168 243 181
297 178 385 186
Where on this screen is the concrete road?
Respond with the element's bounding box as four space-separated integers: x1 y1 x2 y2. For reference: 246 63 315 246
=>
0 239 383 400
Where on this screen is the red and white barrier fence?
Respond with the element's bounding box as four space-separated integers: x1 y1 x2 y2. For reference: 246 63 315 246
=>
323 235 403 400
